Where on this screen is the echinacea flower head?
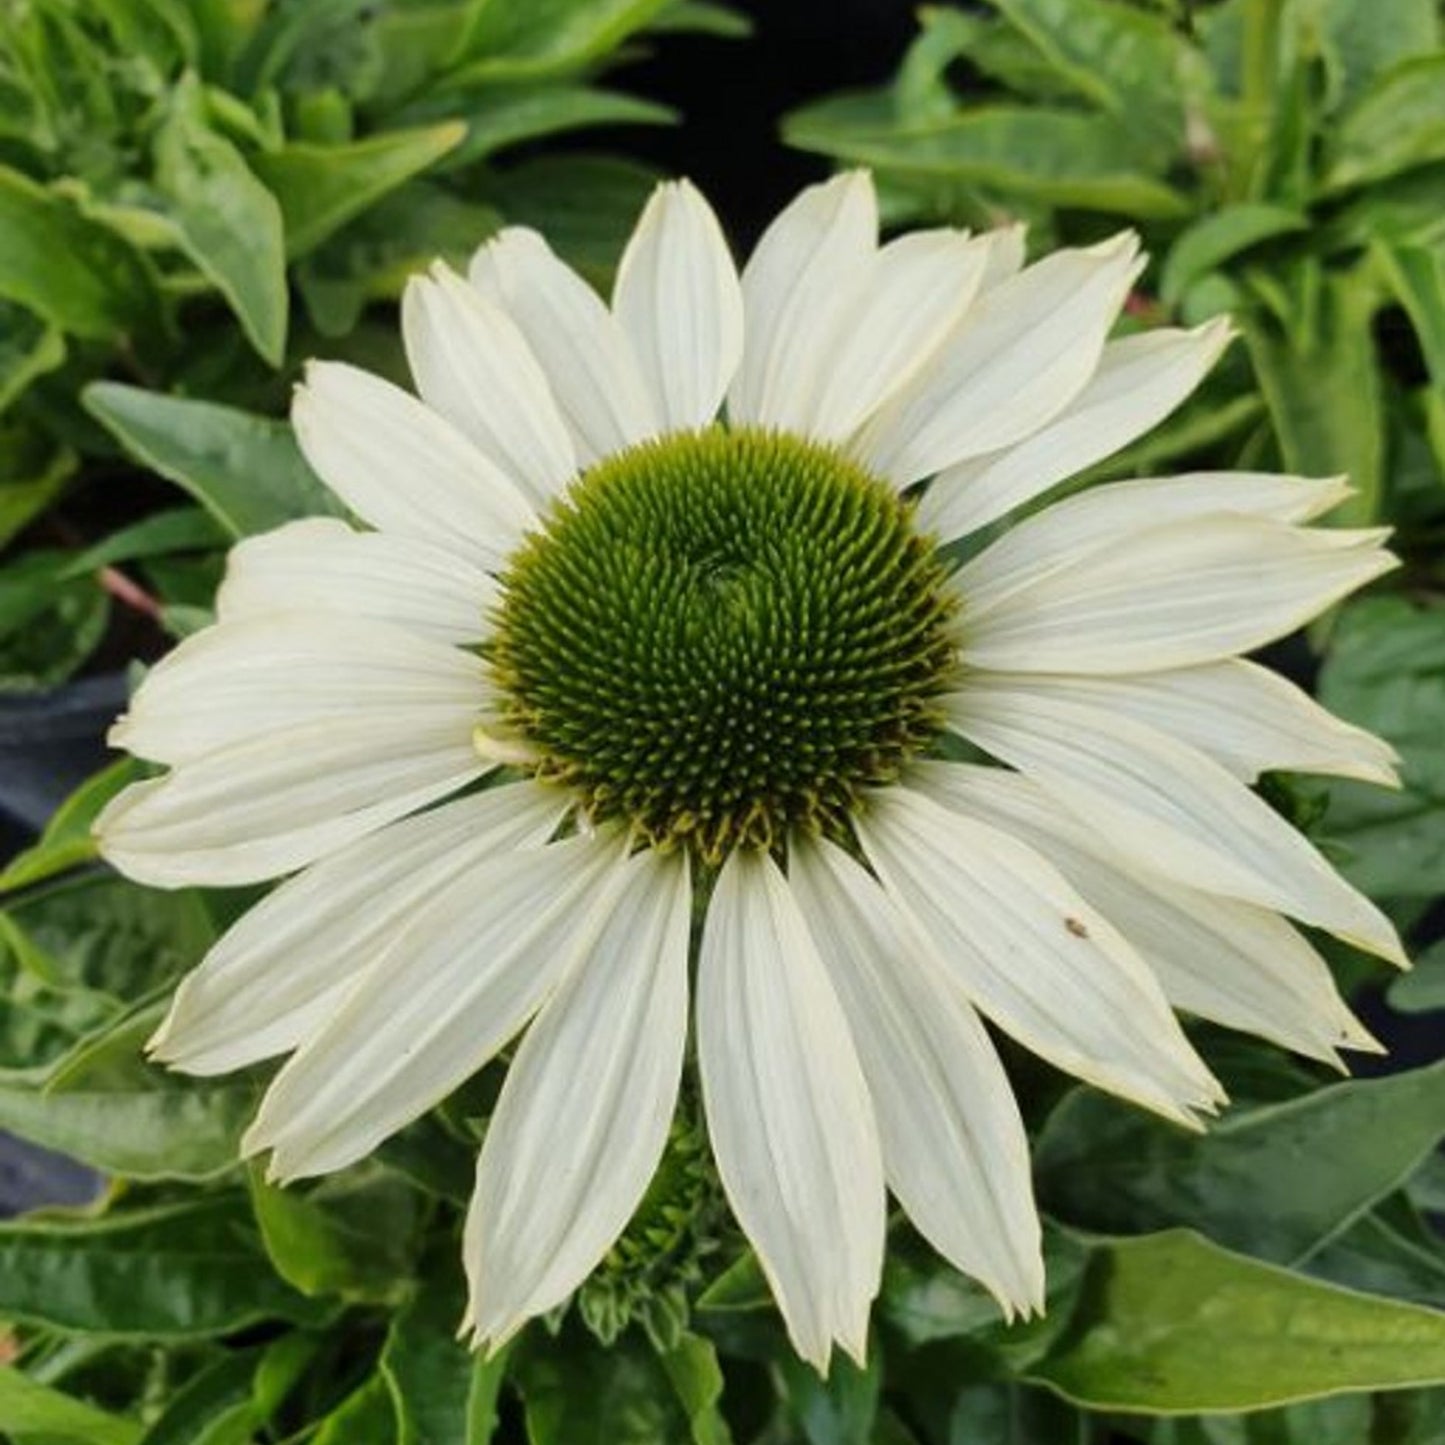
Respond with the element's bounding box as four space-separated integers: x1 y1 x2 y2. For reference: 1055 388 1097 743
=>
95 171 1404 1372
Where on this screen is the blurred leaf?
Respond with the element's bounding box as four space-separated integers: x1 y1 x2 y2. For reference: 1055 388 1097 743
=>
153 77 288 365
1160 204 1307 306
135 1349 264 1445
515 1327 729 1445
775 1349 877 1445
250 1165 423 1303
1313 0 1442 109
982 0 1193 151
0 300 65 412
1373 238 1445 388
90 0 200 72
649 1 750 37
453 0 672 82
0 166 160 339
785 100 1191 218
252 122 466 259
1318 596 1445 899
313 1374 398 1445
1390 937 1445 1014
1240 262 1384 523
0 550 109 693
0 757 144 892
1304 1195 1445 1307
0 1196 330 1337
488 156 660 285
0 1006 254 1180
1036 1063 1445 1265
0 422 75 549
379 1269 510 1445
1028 1229 1445 1412
1326 56 1445 191
697 1251 771 1312
433 87 674 171
0 1364 141 1445
61 507 228 579
84 382 340 536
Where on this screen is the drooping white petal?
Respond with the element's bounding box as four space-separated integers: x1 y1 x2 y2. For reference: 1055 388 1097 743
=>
945 678 1405 965
242 832 628 1181
919 320 1235 542
293 362 535 568
960 514 1397 675
470 227 659 463
789 837 1043 1318
697 848 885 1371
953 471 1354 620
856 786 1223 1125
110 613 485 767
148 781 566 1075
94 715 484 888
612 179 743 431
464 848 691 1348
916 762 1380 1063
215 519 495 646
797 229 994 442
726 170 877 428
402 264 576 504
967 664 1398 787
854 234 1143 488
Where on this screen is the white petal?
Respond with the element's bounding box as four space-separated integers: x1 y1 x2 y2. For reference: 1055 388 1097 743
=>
216 519 495 645
855 233 1143 487
919 320 1235 542
94 715 484 888
972 664 1398 787
727 170 877 428
243 832 628 1180
612 180 743 431
945 677 1405 964
149 781 566 1075
857 786 1223 1125
402 264 576 504
293 361 535 568
789 837 1043 1318
111 613 484 767
800 229 994 442
470 227 658 464
960 514 1397 674
953 470 1355 620
697 848 885 1370
915 762 1380 1063
464 848 691 1347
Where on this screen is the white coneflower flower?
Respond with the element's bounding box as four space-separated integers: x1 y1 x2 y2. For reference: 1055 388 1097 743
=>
95 171 1403 1372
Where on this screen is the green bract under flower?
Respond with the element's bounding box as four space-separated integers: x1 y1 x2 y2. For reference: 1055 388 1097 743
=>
489 426 958 859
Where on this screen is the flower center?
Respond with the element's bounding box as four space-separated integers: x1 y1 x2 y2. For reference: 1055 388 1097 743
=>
489 426 958 862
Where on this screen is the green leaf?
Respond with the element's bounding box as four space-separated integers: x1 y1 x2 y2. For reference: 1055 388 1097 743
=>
0 420 74 550
1305 1195 1445 1307
0 1364 141 1445
0 1197 329 1337
1028 1229 1445 1412
1034 1061 1445 1265
153 77 288 365
251 123 465 259
1326 56 1445 191
1314 0 1441 109
0 550 109 693
648 2 750 37
453 0 672 82
0 300 65 412
432 87 674 171
784 100 1191 218
1372 239 1445 388
0 166 160 340
1160 204 1308 307
61 507 229 580
250 1165 423 1302
84 382 340 537
775 1349 878 1445
1317 596 1445 899
380 1270 510 1445
1240 262 1384 524
313 1374 399 1445
135 1350 263 1445
515 1327 728 1445
982 0 1193 149
1390 937 1445 1014
0 757 144 893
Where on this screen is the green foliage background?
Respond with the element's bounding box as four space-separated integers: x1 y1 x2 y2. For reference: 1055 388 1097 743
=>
1 0 1444 1442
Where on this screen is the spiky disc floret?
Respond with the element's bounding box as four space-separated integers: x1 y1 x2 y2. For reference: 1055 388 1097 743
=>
490 427 958 860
